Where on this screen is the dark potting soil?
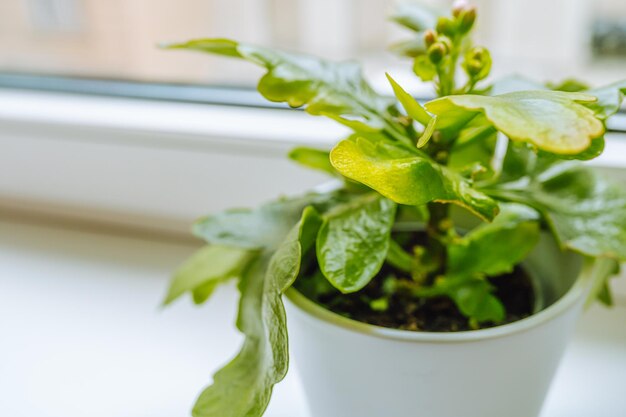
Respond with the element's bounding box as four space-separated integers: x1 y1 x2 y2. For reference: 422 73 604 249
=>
296 232 536 332
316 266 534 332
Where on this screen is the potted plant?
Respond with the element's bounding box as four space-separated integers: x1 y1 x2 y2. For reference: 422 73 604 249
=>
163 2 626 417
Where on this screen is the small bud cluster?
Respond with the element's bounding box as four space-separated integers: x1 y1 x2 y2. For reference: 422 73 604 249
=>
421 2 476 68
409 1 490 94
463 46 491 81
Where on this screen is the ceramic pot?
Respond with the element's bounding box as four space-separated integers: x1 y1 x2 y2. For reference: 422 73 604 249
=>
285 233 605 417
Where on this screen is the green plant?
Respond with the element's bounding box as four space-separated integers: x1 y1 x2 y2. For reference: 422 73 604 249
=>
163 3 626 417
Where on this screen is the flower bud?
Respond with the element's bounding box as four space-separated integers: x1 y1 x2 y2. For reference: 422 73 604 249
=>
423 29 437 47
452 0 470 17
463 46 492 80
436 17 456 37
458 7 476 34
427 43 446 64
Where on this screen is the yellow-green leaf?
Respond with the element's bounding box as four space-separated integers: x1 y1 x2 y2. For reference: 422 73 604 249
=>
167 39 396 131
386 73 432 125
330 136 499 221
426 91 605 155
288 147 335 176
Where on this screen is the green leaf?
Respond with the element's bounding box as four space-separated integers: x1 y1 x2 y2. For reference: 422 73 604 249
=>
193 193 332 249
418 276 505 323
447 203 541 279
547 78 590 92
426 91 606 155
192 207 322 417
489 75 545 95
389 38 427 58
417 115 438 148
317 193 396 293
489 163 626 260
385 238 414 273
386 73 432 125
288 147 335 176
330 136 499 221
390 2 440 32
583 80 626 120
447 279 505 323
166 38 242 57
168 39 396 131
163 245 255 305
413 55 437 82
448 124 497 177
585 258 620 308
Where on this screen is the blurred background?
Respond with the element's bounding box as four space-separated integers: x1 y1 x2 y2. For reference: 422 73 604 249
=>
0 1 625 417
2 0 626 85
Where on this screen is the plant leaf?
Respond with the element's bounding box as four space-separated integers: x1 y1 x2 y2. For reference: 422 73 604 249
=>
489 162 626 260
583 80 626 120
417 115 438 148
447 203 540 279
317 193 396 293
547 78 590 92
447 279 505 323
413 55 437 82
192 207 322 417
385 238 415 273
330 136 499 221
418 276 505 323
168 39 396 131
163 245 255 305
426 91 605 155
193 193 335 249
389 38 427 58
390 2 440 32
386 73 432 125
288 147 335 176
585 258 620 308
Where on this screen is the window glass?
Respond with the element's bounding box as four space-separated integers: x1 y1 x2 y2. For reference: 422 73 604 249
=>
1 0 625 90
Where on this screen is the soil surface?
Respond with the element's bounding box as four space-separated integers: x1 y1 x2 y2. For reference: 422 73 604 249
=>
296 231 536 332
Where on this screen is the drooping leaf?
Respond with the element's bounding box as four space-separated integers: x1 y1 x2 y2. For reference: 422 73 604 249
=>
288 147 335 176
192 207 322 417
317 193 397 293
426 91 605 155
330 136 499 221
488 162 626 260
193 193 335 250
447 203 541 279
163 245 255 305
583 80 626 120
168 39 397 131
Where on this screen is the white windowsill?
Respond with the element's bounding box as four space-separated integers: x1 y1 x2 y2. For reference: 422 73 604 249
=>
1 219 625 417
0 88 625 237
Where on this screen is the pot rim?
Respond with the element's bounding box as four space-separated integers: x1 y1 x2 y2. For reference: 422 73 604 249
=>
284 259 596 343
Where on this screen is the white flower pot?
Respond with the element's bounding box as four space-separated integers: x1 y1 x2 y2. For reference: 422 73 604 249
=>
284 234 601 417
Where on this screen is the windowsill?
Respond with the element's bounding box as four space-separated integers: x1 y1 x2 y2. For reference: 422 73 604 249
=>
0 88 625 236
1 219 625 417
